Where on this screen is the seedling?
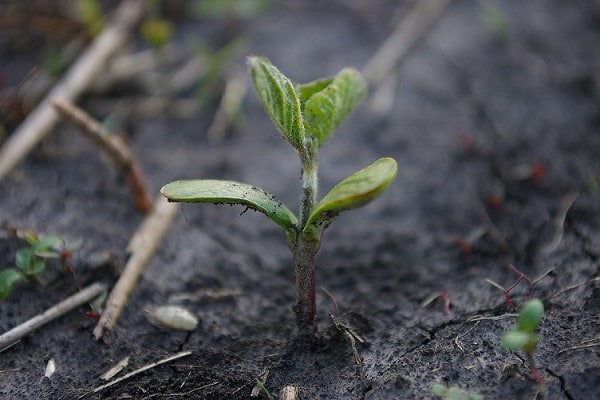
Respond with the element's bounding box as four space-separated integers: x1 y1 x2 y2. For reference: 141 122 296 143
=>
430 383 483 400
502 298 544 386
161 57 397 339
0 233 65 299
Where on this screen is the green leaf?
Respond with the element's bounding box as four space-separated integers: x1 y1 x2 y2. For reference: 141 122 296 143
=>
297 78 332 109
304 157 397 236
247 56 305 154
502 330 531 352
303 68 366 146
33 235 63 257
0 269 23 299
15 249 33 271
161 180 298 232
29 260 46 276
516 299 544 333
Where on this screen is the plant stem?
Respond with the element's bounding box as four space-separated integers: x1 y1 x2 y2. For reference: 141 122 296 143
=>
293 235 320 339
294 153 320 338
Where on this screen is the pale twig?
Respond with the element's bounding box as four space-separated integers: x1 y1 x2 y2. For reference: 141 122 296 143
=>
91 351 192 394
0 282 107 351
93 197 178 340
0 0 144 183
362 0 453 86
207 69 247 142
557 337 600 354
51 99 152 214
539 193 579 256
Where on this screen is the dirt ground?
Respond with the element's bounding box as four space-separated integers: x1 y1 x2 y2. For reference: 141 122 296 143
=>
1 1 599 399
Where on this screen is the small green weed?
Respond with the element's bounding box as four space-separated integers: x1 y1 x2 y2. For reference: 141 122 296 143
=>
502 298 545 386
430 383 483 400
0 233 66 299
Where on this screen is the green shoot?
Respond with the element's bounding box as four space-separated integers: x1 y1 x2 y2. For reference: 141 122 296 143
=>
502 299 545 386
0 233 66 299
162 57 397 339
430 383 484 400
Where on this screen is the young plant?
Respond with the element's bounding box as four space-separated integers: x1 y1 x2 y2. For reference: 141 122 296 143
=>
161 57 397 339
0 233 65 299
430 383 483 400
502 298 544 386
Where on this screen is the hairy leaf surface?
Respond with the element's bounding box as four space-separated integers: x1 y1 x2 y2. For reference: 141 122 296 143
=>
248 56 305 153
303 68 366 146
161 180 298 231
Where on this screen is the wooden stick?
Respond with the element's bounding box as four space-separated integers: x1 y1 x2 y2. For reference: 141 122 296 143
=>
0 282 107 351
93 196 178 340
51 99 152 214
91 351 192 394
0 0 144 184
362 0 453 86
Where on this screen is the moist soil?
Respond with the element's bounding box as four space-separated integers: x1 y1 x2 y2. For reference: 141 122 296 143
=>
1 1 599 399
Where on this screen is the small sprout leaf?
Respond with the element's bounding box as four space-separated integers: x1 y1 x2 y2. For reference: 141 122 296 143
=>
517 299 544 333
31 260 46 276
502 330 531 352
161 180 298 232
247 56 305 154
15 249 33 271
0 269 23 299
297 78 333 108
430 383 448 396
303 68 366 146
32 235 63 253
304 158 397 235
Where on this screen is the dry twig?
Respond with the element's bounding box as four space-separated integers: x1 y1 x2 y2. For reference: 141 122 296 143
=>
93 197 178 340
51 99 152 213
0 0 144 183
362 0 453 86
91 351 192 394
0 282 107 351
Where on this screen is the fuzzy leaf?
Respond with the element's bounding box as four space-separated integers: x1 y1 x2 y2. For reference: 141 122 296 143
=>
161 180 298 232
517 299 544 333
303 68 366 146
304 157 397 236
297 78 332 109
248 56 305 153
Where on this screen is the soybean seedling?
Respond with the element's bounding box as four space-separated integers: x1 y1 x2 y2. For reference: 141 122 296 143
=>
502 298 545 387
161 57 397 340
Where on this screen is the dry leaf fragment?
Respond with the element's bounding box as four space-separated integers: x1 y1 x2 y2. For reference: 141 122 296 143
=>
44 358 56 379
100 356 130 380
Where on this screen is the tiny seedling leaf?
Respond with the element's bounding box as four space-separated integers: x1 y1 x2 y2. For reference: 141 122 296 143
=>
15 249 33 271
304 157 397 236
161 180 298 232
297 77 333 108
247 56 306 154
0 268 23 299
502 330 531 352
303 68 366 146
33 235 63 257
516 299 544 333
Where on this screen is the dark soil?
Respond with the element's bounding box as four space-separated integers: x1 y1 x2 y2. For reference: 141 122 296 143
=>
1 1 599 399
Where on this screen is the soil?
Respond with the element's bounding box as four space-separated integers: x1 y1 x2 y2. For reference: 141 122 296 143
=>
1 1 599 399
